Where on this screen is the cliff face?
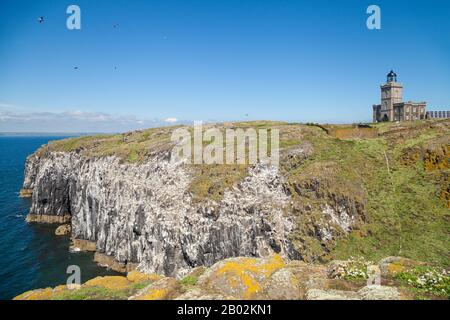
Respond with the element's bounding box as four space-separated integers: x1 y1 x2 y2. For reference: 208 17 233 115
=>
22 149 304 276
21 120 450 276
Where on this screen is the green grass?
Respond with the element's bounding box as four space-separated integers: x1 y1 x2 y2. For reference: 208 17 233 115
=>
132 280 153 291
189 164 249 203
51 286 131 300
42 127 176 162
128 149 138 162
179 275 198 287
328 127 449 266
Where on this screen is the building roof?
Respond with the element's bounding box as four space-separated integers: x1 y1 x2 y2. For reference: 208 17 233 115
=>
387 70 397 78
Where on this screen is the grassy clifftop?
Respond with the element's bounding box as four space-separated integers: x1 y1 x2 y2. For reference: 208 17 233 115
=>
35 120 450 267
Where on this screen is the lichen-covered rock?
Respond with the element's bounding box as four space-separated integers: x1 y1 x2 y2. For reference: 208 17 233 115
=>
378 256 424 277
26 214 70 224
129 277 179 300
127 270 161 283
84 276 131 290
306 285 400 300
264 268 301 300
198 255 285 299
306 289 360 300
13 285 75 300
13 288 54 300
358 285 400 300
19 188 33 198
70 239 96 252
55 224 71 236
175 288 234 300
93 252 137 273
288 262 328 292
423 143 449 171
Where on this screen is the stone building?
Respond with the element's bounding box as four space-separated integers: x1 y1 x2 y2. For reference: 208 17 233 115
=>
372 71 426 122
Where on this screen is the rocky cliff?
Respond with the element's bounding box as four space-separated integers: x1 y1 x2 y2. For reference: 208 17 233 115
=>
23 150 301 276
20 120 450 278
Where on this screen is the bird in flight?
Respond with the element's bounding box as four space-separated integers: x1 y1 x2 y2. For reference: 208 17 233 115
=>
74 66 79 70
38 17 44 23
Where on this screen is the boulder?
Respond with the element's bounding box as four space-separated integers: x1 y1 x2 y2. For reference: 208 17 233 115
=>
378 256 424 277
198 255 286 300
306 289 360 300
70 238 96 252
55 224 71 236
264 268 302 300
327 260 349 279
358 285 400 300
175 288 234 300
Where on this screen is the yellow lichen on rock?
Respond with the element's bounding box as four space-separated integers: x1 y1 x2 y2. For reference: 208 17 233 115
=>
379 257 425 277
53 285 69 293
135 288 169 300
55 224 71 236
387 263 407 275
439 174 450 208
129 277 178 300
217 254 285 278
206 254 286 299
19 188 33 198
13 288 54 300
424 145 449 171
126 270 161 283
84 276 131 290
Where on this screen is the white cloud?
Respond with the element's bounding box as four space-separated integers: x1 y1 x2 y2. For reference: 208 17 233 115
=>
0 102 19 110
0 110 183 133
164 117 178 123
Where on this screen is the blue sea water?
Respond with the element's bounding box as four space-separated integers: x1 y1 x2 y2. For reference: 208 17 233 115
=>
0 136 119 300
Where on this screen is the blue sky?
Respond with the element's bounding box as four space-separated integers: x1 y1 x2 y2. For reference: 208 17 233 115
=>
0 0 449 132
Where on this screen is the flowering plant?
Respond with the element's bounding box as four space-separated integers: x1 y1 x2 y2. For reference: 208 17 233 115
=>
395 266 450 298
329 256 373 280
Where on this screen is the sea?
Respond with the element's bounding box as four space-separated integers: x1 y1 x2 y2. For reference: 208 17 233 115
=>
0 135 119 300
